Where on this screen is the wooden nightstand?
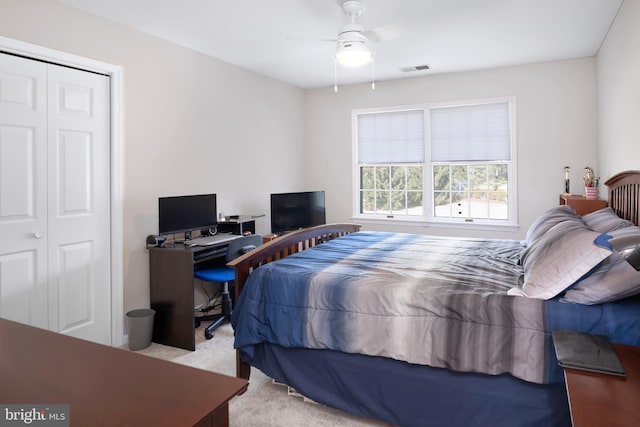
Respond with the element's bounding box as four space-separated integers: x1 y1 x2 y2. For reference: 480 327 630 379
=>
559 194 607 215
563 343 640 427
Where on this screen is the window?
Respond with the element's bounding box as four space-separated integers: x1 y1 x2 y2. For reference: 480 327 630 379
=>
353 98 517 227
357 109 424 217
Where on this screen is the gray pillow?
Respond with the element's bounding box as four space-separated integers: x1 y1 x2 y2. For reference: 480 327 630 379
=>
582 207 634 233
563 226 640 304
512 220 611 300
524 205 579 247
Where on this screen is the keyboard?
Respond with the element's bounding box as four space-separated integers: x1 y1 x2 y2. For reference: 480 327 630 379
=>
193 245 227 261
187 233 236 247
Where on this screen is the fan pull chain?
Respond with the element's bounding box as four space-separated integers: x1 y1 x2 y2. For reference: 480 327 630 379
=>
371 58 375 90
333 57 376 92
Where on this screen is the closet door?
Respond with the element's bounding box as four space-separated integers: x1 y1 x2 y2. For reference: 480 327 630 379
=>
47 64 111 344
0 54 48 328
0 53 111 345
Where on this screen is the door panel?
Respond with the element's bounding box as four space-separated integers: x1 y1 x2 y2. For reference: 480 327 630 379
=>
56 241 93 332
0 66 38 110
56 81 93 117
0 250 46 327
57 130 92 214
0 54 47 328
47 64 110 344
0 126 36 219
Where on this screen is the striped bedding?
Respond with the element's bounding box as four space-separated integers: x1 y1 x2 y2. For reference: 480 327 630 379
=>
231 231 640 385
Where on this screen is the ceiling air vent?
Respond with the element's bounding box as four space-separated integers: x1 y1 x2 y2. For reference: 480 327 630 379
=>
399 65 431 72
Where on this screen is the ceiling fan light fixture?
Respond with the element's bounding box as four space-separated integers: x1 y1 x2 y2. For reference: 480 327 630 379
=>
335 31 373 67
335 42 373 67
333 1 376 91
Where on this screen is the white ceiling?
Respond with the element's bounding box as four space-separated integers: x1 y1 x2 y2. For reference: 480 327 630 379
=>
57 0 622 89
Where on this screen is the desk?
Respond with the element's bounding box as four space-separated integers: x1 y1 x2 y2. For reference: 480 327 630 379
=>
150 237 239 350
0 318 248 427
563 343 640 426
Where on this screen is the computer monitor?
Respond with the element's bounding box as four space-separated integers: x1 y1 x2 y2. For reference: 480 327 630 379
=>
270 191 326 235
158 193 217 238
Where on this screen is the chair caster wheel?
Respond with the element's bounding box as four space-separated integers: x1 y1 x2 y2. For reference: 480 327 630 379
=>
205 330 214 340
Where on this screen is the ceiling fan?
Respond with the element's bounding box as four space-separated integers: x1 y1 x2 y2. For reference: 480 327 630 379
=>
335 0 375 67
288 0 407 91
290 0 407 68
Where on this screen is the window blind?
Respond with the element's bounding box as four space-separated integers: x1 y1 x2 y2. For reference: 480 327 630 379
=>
430 102 511 162
357 109 424 164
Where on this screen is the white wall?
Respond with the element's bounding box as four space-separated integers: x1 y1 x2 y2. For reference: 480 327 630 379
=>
1 0 628 332
304 58 598 239
0 0 306 317
597 0 640 180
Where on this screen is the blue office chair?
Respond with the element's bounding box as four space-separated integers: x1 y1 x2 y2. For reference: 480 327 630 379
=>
194 234 262 339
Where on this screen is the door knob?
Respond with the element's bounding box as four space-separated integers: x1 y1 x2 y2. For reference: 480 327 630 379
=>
33 230 44 239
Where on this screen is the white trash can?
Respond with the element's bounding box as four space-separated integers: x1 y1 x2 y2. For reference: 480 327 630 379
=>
126 308 155 351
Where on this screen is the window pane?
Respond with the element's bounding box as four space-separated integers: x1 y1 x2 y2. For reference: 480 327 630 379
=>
434 192 451 217
407 166 423 190
433 165 450 191
361 166 375 190
375 191 390 214
488 164 508 192
489 192 508 219
361 190 375 214
376 167 390 189
470 192 488 218
391 191 406 213
452 165 468 192
391 166 406 190
408 191 423 215
452 192 469 217
469 165 487 191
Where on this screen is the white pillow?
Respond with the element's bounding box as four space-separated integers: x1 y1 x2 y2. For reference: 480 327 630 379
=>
512 220 611 300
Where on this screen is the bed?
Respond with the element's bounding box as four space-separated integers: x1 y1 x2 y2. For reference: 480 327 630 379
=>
228 170 640 427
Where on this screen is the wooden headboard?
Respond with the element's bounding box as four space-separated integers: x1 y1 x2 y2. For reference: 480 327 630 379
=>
605 170 640 226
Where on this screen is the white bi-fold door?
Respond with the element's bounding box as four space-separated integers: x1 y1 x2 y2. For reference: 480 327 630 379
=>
0 52 111 345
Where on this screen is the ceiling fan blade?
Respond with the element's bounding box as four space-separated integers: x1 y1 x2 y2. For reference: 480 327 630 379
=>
286 35 337 42
364 21 409 42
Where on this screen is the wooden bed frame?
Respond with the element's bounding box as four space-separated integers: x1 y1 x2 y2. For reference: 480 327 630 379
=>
228 170 640 381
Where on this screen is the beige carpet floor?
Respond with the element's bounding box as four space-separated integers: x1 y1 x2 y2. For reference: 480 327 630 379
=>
133 322 392 427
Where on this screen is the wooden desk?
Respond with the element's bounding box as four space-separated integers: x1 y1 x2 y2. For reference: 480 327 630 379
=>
564 343 640 427
0 318 248 427
150 240 235 350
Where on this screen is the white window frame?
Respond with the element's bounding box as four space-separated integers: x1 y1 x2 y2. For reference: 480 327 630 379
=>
352 97 518 231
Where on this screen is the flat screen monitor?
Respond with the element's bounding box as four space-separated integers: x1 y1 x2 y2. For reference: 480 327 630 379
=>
158 193 217 236
270 191 326 235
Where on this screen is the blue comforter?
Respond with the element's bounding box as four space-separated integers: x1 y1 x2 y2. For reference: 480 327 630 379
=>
232 231 640 384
